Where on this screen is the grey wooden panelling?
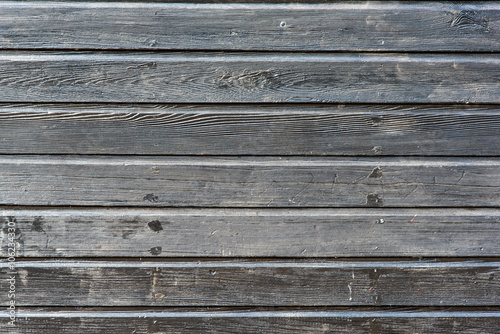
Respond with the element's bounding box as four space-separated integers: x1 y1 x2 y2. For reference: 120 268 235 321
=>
0 2 498 51
0 53 498 103
1 1 498 332
1 156 498 207
2 309 500 334
1 208 499 257
0 104 499 156
3 260 498 306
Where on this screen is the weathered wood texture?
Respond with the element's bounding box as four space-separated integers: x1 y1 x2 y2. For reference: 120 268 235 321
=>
0 53 499 103
0 1 498 331
2 309 500 334
1 104 499 156
1 208 499 257
2 260 498 306
0 2 498 51
1 156 498 207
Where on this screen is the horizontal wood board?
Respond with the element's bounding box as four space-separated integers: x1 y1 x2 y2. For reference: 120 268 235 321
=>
0 104 499 155
0 53 499 103
1 208 499 257
0 2 498 51
1 260 498 306
1 309 500 334
0 156 498 207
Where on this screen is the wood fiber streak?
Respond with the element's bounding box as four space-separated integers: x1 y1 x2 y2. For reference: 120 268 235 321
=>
2 309 500 334
1 157 499 207
0 2 498 51
1 104 499 155
0 53 499 103
2 261 498 306
1 209 499 257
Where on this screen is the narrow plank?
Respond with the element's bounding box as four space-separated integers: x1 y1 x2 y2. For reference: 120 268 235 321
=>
1 208 499 257
0 53 499 103
1 104 500 156
0 156 498 207
2 309 500 334
2 260 498 306
0 2 499 51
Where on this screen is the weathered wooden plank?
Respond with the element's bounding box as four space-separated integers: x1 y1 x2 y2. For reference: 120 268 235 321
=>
2 260 498 306
1 104 500 156
0 53 499 103
0 2 499 51
1 208 499 257
0 156 498 207
3 308 500 334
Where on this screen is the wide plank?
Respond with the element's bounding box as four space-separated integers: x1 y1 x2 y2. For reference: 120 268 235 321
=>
0 2 499 51
0 53 499 103
1 208 499 257
3 308 500 334
1 104 499 155
2 260 498 306
0 156 498 207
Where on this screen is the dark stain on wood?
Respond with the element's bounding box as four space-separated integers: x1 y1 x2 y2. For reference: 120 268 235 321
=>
143 193 159 202
366 194 383 207
147 220 164 233
31 217 46 233
149 246 162 256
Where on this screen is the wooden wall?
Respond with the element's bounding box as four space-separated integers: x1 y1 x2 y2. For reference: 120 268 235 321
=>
1 1 499 333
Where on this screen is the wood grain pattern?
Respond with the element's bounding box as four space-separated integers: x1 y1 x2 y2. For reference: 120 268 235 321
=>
0 2 498 51
2 208 499 257
0 53 499 103
1 156 498 207
1 104 499 156
3 309 500 334
2 260 498 306
1 1 498 332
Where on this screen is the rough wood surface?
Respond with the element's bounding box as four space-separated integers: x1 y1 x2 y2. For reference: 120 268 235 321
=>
1 208 499 257
1 156 498 207
1 1 498 332
1 104 499 156
2 308 500 334
0 53 499 103
2 260 498 306
0 2 498 51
